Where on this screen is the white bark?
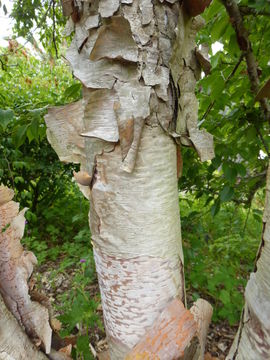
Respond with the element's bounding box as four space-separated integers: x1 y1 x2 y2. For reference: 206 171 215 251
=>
0 294 48 360
91 126 183 357
0 186 52 355
0 185 73 360
46 1 214 358
227 163 270 359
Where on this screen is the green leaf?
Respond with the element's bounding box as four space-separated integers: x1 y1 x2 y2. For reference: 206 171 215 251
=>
219 289 231 305
246 126 257 141
211 14 228 42
222 163 237 183
228 33 240 56
235 163 246 177
13 124 29 148
204 0 223 21
14 176 24 184
76 336 93 360
220 185 234 202
64 83 81 99
252 208 263 222
210 74 225 101
211 199 220 217
28 117 39 142
211 156 221 169
0 109 14 130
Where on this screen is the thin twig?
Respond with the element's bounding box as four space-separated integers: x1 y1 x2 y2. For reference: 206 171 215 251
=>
3 154 15 193
222 0 270 123
0 57 7 71
239 6 270 17
243 171 267 180
256 22 268 58
242 203 251 236
52 0 58 58
0 0 53 58
199 54 244 124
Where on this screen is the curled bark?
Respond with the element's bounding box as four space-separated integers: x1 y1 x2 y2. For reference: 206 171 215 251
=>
126 298 212 360
46 1 214 358
0 185 52 354
0 186 73 360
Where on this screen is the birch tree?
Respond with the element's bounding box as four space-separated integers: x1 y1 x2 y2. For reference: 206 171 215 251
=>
226 162 270 359
0 186 61 360
44 0 214 358
1 1 270 359
220 0 270 358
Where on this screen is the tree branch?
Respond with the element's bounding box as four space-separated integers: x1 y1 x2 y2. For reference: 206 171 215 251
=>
0 57 7 70
239 5 270 17
199 54 244 124
0 0 53 58
221 0 270 123
52 0 58 58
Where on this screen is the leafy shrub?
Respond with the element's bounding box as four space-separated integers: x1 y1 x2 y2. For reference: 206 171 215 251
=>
182 194 262 324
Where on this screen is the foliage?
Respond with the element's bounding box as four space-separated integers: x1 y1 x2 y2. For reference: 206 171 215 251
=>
23 183 102 360
180 0 270 215
0 43 99 359
10 0 66 57
0 43 81 215
182 193 262 324
58 256 103 360
23 183 90 265
1 0 270 347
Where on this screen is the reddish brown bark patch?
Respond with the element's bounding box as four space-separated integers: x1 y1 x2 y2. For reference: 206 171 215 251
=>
125 298 197 360
183 0 212 17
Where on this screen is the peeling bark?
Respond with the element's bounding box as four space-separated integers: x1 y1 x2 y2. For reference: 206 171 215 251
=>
46 101 85 165
126 298 212 360
0 185 52 355
170 11 214 160
0 186 73 360
47 1 214 358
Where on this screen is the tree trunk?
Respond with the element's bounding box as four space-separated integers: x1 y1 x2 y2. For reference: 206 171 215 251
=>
0 294 48 360
0 186 51 359
227 162 270 359
45 1 214 358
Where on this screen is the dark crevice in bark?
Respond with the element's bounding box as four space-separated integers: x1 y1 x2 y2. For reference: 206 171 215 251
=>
90 161 98 191
231 308 244 359
180 261 186 306
253 222 266 273
78 37 89 53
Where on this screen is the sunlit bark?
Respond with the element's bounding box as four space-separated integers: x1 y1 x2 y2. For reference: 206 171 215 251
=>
46 0 214 358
